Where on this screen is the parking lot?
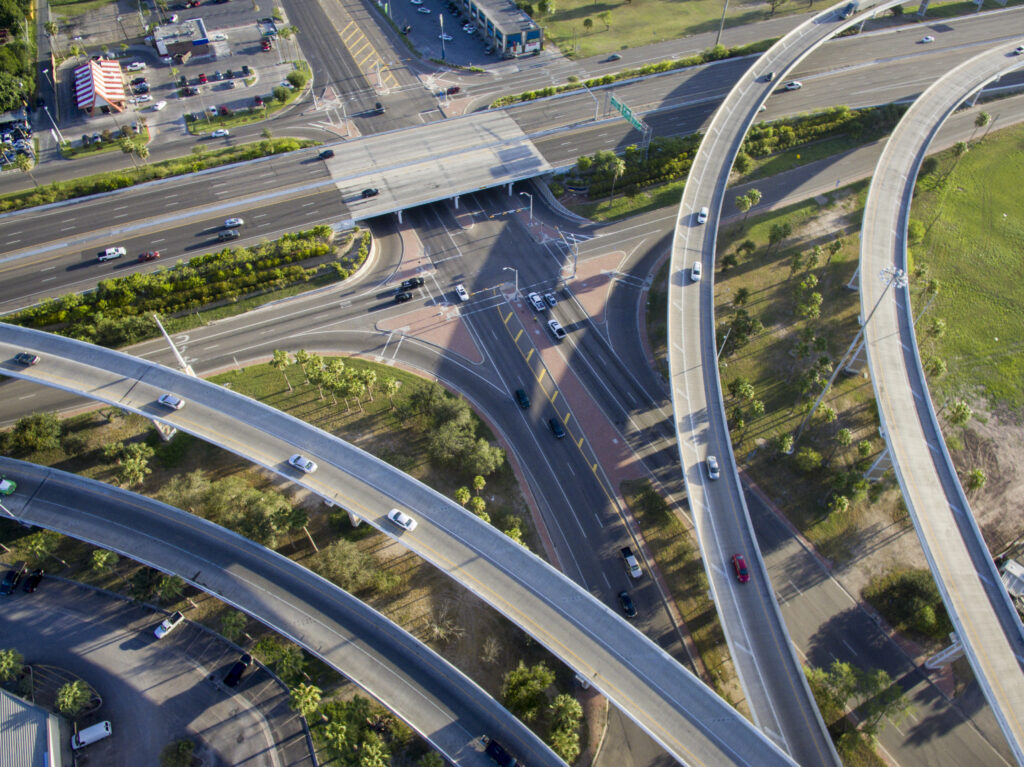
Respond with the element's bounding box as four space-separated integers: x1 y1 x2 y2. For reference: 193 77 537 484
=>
392 0 500 67
52 8 301 154
0 578 312 766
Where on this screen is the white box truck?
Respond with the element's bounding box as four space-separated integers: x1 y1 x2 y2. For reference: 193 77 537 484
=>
71 720 112 750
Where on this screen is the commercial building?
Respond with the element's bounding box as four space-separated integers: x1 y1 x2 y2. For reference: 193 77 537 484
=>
454 0 543 57
73 59 126 116
152 17 212 63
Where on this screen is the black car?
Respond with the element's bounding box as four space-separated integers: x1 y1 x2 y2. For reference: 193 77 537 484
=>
223 653 252 687
22 569 43 593
14 352 39 365
218 229 241 241
549 417 566 439
618 590 637 618
131 76 147 86
361 188 380 198
484 739 517 767
514 388 530 409
399 277 424 290
0 564 27 595
318 148 334 159
394 291 413 303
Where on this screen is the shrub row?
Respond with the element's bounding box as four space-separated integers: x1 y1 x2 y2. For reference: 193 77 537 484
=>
490 40 775 107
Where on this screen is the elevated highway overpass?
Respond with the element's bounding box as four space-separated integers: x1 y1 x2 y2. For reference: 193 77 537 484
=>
0 323 797 767
860 41 1024 764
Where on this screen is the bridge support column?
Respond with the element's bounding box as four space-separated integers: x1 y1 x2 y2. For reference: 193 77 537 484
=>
863 447 892 482
397 208 403 224
844 338 869 376
453 195 460 209
507 181 513 196
347 510 363 527
925 633 964 669
152 421 177 442
846 266 859 292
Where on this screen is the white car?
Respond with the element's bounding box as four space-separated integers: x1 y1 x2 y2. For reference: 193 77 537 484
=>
211 128 230 138
98 247 126 262
1016 45 1024 55
280 81 295 89
696 206 708 224
152 100 167 111
547 319 567 340
154 611 185 639
130 94 152 104
387 508 418 531
690 261 702 281
783 81 802 91
527 292 546 311
439 33 453 41
125 61 147 71
919 35 934 43
706 456 720 480
463 25 476 33
417 6 431 12
410 0 423 3
212 33 228 42
157 393 185 410
455 284 470 302
224 217 244 228
289 454 318 473
0 478 16 495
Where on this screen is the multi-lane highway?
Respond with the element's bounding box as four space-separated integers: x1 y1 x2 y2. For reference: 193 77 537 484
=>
860 42 1024 764
0 456 558 767
0 323 796 767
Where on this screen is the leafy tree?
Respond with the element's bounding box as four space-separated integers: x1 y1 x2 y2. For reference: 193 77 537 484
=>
829 495 849 514
582 17 593 32
11 412 62 453
598 10 612 29
906 219 925 244
549 693 583 731
733 152 753 174
776 434 794 454
468 495 487 517
548 725 581 762
418 753 446 767
324 721 348 751
794 447 822 472
56 680 92 716
857 440 872 459
270 349 293 391
286 69 308 89
734 287 750 306
0 648 24 681
864 568 951 639
972 111 990 141
359 735 388 767
25 530 60 563
157 576 184 603
273 85 290 103
289 683 322 718
502 660 555 722
947 399 972 427
119 455 152 486
0 70 24 115
728 377 754 402
221 610 247 641
463 438 505 476
537 0 556 14
966 468 986 492
91 549 119 574
454 486 471 506
160 739 195 767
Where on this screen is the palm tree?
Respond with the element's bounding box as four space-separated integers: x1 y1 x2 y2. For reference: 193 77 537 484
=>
608 156 626 200
270 349 293 391
971 111 990 142
14 153 38 187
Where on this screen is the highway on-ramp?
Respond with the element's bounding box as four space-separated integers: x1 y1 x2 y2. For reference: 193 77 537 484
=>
859 41 1024 764
0 323 795 767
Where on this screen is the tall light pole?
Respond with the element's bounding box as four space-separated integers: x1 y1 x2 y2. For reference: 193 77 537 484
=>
503 266 518 295
715 0 730 47
519 191 533 224
439 14 446 60
790 266 908 450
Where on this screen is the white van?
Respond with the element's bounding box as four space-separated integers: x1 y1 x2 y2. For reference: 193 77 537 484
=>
71 720 112 750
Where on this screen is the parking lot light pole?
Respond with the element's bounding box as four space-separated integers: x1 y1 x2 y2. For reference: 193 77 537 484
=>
503 266 518 295
440 15 446 60
519 191 533 224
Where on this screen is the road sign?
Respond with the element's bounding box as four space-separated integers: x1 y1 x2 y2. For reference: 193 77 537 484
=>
610 95 643 132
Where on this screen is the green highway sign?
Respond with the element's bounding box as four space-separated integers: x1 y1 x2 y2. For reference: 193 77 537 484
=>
610 95 644 132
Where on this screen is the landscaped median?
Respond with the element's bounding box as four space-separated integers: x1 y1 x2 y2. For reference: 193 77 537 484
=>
0 137 318 213
4 226 368 347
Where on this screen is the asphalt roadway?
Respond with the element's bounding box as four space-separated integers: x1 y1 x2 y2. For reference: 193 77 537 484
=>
0 575 312 766
0 456 559 767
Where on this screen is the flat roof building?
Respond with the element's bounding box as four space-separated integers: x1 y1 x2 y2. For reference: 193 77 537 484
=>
152 17 212 61
454 0 543 57
0 688 66 767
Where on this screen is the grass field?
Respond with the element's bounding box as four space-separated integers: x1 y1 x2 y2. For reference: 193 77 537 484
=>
909 124 1024 414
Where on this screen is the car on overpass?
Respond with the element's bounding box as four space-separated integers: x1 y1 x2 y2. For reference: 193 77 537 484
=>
387 508 418 532
13 352 39 366
0 476 17 495
732 554 750 583
288 454 318 473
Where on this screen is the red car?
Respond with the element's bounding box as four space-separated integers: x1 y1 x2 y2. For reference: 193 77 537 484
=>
138 251 160 261
198 73 208 84
445 85 461 96
732 554 750 583
261 39 272 51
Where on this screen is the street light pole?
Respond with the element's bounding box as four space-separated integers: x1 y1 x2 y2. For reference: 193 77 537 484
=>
519 191 533 224
503 266 518 295
715 0 730 48
440 15 445 60
790 266 908 450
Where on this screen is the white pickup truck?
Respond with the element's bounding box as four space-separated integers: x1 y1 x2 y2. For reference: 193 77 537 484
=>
621 547 643 578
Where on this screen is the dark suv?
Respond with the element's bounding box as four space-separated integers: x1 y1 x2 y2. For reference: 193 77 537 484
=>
484 739 519 767
514 389 530 409
399 277 424 290
0 563 27 595
223 654 252 687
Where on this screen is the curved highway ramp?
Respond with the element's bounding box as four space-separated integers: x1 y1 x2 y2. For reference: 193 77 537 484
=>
0 323 795 767
860 42 1024 764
